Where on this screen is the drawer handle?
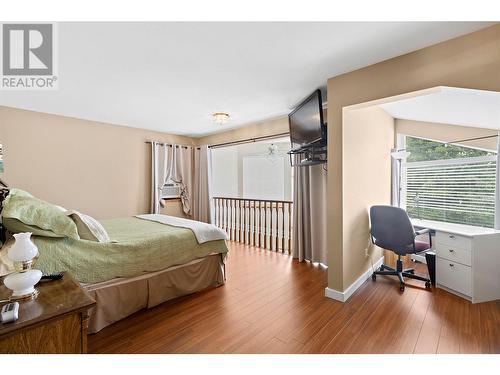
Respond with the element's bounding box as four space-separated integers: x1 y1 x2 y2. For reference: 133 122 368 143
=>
449 235 455 239
449 263 454 267
449 249 455 253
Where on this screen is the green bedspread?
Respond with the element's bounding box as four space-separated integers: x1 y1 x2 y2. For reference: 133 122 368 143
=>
33 217 228 283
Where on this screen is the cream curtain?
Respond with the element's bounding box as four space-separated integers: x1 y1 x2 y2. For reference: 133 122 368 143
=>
150 143 173 214
292 155 328 265
173 146 193 215
495 134 500 229
147 142 215 222
150 143 193 215
150 142 160 214
158 144 175 209
192 146 213 223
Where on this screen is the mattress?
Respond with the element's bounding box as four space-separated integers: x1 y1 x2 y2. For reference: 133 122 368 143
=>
32 217 228 283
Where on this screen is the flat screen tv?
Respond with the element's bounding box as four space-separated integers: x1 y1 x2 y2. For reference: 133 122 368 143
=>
288 89 325 150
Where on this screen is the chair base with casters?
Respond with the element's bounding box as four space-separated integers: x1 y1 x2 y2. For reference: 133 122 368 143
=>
371 255 431 292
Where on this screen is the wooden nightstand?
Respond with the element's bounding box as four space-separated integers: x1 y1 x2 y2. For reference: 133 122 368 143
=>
0 272 96 353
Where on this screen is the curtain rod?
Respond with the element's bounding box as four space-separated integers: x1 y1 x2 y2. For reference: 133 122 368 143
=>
147 132 289 150
145 141 195 149
208 132 290 149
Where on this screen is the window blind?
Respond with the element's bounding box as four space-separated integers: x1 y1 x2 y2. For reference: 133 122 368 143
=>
404 155 497 228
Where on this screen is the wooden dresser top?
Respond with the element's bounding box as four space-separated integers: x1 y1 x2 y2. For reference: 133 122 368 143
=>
0 272 95 337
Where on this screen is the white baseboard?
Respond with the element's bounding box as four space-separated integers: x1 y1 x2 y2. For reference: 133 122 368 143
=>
325 257 384 303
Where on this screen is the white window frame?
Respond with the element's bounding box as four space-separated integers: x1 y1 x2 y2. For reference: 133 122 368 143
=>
400 134 497 228
396 133 407 209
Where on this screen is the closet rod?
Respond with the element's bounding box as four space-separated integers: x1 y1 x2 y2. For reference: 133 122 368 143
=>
208 132 289 149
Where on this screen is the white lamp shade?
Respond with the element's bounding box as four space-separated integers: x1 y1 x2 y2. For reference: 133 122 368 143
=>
8 232 38 262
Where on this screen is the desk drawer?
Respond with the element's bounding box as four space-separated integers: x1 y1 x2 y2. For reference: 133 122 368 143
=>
435 243 471 266
435 231 472 250
436 257 472 297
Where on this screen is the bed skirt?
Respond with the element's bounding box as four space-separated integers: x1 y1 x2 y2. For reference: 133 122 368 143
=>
83 254 225 334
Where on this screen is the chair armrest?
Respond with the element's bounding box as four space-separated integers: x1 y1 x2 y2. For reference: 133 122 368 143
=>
415 228 430 236
414 228 433 249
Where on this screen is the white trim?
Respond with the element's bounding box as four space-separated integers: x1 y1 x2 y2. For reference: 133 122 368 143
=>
398 134 407 208
324 287 345 302
406 155 496 169
495 133 500 230
324 257 384 303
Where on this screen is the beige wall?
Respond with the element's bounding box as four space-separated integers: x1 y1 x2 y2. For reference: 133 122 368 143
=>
0 106 193 219
342 106 395 287
0 108 288 220
327 24 500 292
195 116 289 146
396 118 499 151
0 105 288 220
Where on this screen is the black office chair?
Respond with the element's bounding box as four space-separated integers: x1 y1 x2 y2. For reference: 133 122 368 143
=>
369 205 432 292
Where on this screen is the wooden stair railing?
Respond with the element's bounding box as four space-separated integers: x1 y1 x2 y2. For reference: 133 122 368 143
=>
213 197 293 254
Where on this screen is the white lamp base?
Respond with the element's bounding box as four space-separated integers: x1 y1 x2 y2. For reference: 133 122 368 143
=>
3 269 42 300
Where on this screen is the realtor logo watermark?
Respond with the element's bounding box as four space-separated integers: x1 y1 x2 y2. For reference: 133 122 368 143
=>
1 23 58 90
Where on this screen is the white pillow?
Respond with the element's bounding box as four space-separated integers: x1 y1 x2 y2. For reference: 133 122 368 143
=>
0 238 15 276
66 210 110 243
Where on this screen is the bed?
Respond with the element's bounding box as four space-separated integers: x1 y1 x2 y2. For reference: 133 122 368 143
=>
0 187 228 333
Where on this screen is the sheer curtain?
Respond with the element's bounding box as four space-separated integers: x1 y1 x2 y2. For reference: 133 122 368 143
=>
292 155 328 265
192 145 213 223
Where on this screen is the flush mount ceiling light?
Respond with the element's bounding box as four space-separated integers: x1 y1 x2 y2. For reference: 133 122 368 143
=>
212 112 230 125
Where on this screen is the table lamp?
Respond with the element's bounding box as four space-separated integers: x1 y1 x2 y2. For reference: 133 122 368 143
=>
3 233 42 300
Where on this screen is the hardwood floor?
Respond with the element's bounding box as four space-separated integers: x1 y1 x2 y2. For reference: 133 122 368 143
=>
88 242 500 354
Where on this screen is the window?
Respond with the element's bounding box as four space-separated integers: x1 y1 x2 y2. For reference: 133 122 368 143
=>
211 139 292 200
402 136 497 228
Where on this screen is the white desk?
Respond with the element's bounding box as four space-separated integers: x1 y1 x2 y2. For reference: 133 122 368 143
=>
411 219 500 303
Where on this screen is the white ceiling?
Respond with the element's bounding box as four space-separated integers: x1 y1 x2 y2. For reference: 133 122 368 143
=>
379 87 500 129
0 22 494 137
